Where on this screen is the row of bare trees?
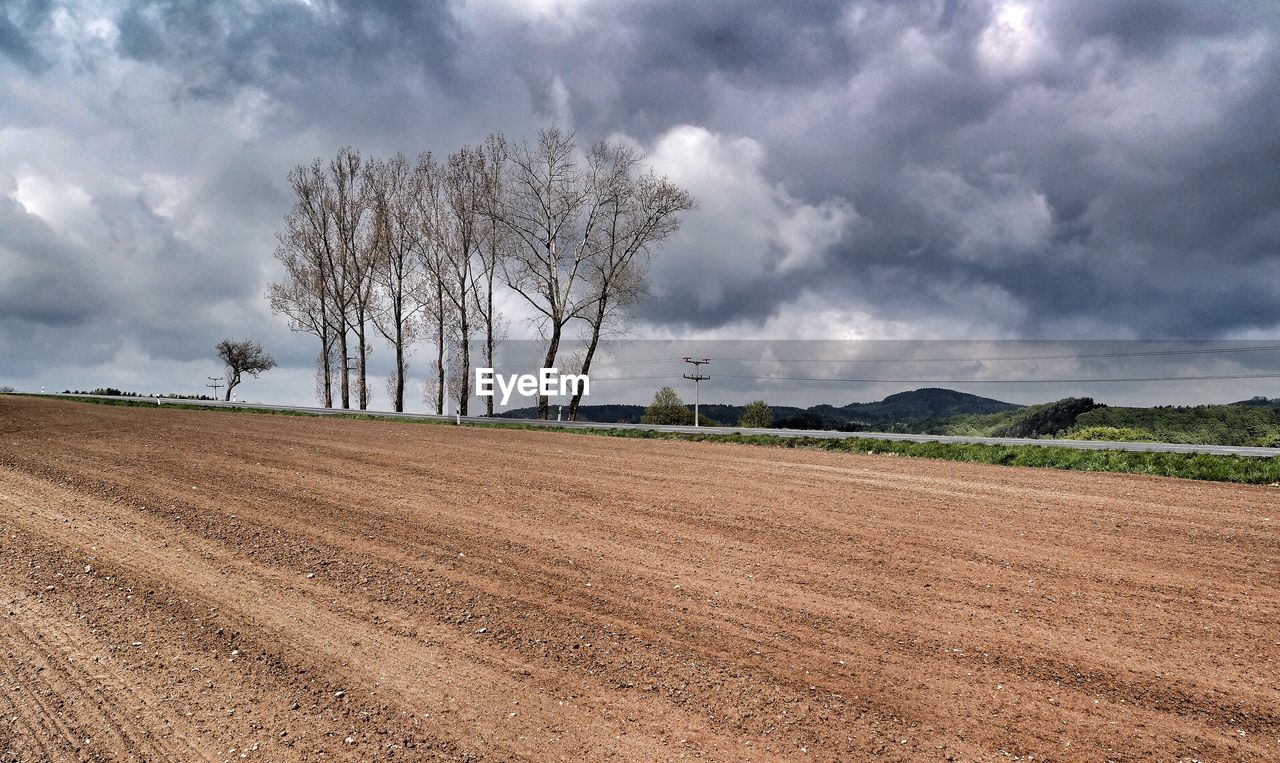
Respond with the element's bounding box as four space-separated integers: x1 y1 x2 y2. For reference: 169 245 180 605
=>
268 128 695 419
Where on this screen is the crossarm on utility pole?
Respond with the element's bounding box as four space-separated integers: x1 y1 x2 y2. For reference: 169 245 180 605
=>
682 357 712 427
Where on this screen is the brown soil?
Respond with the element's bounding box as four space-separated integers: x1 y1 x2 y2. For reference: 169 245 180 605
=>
0 395 1277 761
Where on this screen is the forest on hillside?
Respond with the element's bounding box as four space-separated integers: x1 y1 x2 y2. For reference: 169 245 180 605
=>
504 388 1280 447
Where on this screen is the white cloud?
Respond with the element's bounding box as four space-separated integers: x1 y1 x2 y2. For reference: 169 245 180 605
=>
644 125 855 307
548 74 573 128
979 1 1055 76
10 170 105 246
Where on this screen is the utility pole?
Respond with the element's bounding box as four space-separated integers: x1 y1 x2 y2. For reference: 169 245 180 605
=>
682 357 711 427
206 376 223 400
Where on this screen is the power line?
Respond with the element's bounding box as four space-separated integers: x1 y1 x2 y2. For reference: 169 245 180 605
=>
594 344 1280 366
717 373 1280 384
585 372 1280 384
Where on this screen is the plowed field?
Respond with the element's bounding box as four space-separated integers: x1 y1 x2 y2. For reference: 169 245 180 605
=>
0 396 1276 761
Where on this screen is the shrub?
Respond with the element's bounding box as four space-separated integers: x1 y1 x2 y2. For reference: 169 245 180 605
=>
1244 433 1280 447
640 386 694 425
1066 426 1157 442
739 400 773 428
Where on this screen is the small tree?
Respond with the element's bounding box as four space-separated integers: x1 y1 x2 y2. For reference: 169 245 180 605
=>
739 400 773 428
216 339 277 401
641 386 694 425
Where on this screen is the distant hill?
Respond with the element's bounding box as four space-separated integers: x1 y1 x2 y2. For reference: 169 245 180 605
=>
838 388 1018 424
498 388 1017 430
911 397 1102 438
485 388 1280 446
1232 396 1280 407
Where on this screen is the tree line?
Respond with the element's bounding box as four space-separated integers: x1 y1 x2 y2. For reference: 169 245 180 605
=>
639 386 773 428
267 127 695 419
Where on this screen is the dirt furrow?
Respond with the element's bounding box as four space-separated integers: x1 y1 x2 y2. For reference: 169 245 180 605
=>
1 396 1277 761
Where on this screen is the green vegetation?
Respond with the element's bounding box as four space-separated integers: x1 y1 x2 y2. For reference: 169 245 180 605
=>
921 397 1100 437
1067 426 1157 442
915 397 1280 447
27 393 1280 485
501 389 1280 447
62 388 217 400
738 400 773 428
532 426 1280 484
837 387 1019 425
508 387 1016 431
1069 404 1280 446
640 386 694 425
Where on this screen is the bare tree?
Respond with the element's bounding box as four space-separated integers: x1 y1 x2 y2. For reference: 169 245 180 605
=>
413 153 452 415
367 152 429 412
316 357 337 407
474 134 510 416
268 200 336 407
439 144 495 415
215 339 276 401
279 159 353 408
491 127 606 418
329 147 375 410
420 359 443 414
268 130 688 418
567 142 695 419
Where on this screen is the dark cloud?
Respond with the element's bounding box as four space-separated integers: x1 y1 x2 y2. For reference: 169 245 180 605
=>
2 0 1279 407
621 0 1280 338
0 196 103 326
115 0 461 99
0 0 53 70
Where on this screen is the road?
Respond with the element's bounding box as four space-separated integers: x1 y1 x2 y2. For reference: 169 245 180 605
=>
34 392 1280 458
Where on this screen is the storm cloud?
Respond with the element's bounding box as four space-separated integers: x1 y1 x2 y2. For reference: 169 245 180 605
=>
2 0 1279 405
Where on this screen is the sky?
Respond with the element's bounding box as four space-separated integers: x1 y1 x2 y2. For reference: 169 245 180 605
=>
2 0 1279 410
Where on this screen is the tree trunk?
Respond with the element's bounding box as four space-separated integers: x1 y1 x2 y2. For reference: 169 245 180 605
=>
457 294 469 416
392 285 405 412
338 327 350 409
435 281 446 415
320 299 333 408
485 269 495 417
568 323 604 421
319 346 333 408
538 322 561 420
324 348 333 408
356 313 369 411
393 326 405 414
568 296 607 421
